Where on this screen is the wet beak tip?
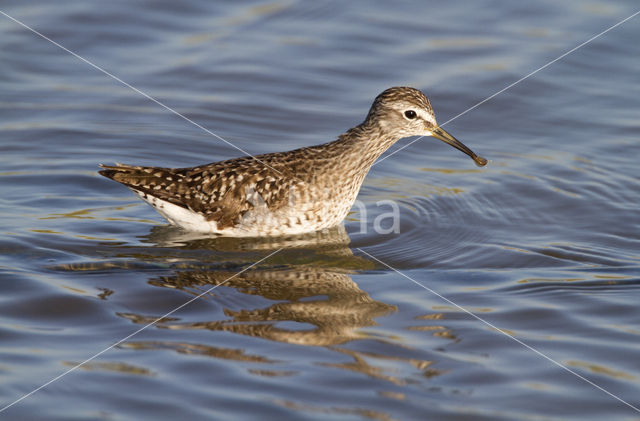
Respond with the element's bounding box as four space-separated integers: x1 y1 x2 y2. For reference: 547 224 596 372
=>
474 156 488 167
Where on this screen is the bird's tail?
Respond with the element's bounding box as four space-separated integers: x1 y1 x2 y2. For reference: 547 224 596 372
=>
98 163 167 188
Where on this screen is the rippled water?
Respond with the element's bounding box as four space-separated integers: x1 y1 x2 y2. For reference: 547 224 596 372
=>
1 1 640 419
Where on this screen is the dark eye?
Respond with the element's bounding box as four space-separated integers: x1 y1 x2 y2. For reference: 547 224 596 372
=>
404 110 417 119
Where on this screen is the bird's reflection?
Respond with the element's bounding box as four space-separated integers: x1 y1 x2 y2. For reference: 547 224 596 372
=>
133 225 397 346
144 223 356 252
143 266 396 346
55 224 444 385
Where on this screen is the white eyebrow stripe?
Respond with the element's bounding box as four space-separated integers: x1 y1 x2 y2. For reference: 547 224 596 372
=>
418 109 437 126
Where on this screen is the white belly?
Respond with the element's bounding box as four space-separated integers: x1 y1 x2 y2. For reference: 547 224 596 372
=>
132 189 345 237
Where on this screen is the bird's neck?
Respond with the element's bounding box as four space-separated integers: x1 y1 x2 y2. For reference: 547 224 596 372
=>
334 121 399 171
288 121 399 206
294 121 399 186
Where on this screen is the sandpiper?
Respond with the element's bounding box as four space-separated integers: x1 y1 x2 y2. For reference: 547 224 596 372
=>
100 87 486 236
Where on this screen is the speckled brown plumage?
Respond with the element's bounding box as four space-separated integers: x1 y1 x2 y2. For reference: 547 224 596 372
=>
99 87 486 236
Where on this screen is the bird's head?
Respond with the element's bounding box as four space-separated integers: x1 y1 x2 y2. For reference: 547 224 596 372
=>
366 87 487 166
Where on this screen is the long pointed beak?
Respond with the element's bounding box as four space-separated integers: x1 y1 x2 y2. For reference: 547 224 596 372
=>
431 126 487 167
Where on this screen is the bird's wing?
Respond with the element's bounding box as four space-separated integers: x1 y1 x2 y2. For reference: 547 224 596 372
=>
99 156 299 229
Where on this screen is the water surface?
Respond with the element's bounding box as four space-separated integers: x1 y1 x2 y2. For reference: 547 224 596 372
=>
1 1 640 419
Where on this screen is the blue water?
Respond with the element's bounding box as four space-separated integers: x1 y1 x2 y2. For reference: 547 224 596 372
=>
1 1 640 419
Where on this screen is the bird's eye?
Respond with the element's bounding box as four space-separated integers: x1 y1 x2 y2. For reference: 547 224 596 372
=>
404 110 417 120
